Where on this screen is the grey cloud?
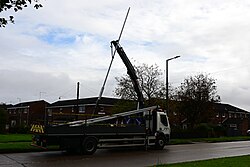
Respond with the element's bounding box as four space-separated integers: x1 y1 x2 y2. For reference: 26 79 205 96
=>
0 70 75 104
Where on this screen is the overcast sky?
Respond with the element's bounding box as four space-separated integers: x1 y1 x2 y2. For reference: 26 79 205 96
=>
1 0 250 111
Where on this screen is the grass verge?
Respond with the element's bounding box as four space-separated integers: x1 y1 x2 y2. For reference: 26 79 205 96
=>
0 142 42 153
0 134 32 143
156 155 250 167
170 136 250 145
0 134 59 153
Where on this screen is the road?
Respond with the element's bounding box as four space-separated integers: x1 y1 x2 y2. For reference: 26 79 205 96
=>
1 141 250 167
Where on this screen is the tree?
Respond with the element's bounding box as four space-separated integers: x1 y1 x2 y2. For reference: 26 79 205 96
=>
172 73 220 128
111 100 137 114
0 106 7 133
114 63 165 105
0 0 42 27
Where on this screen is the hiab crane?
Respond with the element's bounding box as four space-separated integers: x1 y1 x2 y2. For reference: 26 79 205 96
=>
30 8 170 155
111 40 144 109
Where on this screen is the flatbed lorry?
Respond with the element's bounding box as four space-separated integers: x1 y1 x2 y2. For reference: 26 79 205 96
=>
31 32 171 154
31 105 170 154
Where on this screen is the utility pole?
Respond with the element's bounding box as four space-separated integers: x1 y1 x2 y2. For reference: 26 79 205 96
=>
17 97 21 103
93 7 130 117
76 82 80 120
39 92 46 100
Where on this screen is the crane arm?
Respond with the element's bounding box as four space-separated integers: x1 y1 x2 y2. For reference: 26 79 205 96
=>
111 40 144 109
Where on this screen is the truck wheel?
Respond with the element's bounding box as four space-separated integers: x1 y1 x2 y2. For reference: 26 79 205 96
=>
155 136 165 150
82 137 98 155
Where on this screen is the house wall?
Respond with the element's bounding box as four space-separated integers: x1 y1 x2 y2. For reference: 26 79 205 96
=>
7 101 48 129
211 110 249 136
46 104 114 124
170 103 249 137
29 101 48 124
8 107 29 128
239 119 249 136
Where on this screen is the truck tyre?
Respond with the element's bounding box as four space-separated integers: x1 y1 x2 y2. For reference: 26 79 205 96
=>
155 136 165 150
82 137 98 155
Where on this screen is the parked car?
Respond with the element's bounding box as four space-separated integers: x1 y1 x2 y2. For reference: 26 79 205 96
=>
247 129 250 136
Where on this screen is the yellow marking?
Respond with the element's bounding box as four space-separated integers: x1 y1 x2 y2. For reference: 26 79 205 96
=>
30 124 44 133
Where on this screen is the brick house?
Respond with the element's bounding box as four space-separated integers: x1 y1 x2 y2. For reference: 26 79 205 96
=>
7 100 49 129
211 103 249 136
171 102 249 136
46 97 123 124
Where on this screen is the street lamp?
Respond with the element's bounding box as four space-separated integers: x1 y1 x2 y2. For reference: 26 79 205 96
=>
166 55 180 114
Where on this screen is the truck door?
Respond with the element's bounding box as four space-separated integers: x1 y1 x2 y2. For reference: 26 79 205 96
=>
157 113 170 135
144 110 157 134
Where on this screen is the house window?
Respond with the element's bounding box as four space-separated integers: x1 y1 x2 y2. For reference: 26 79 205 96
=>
229 113 232 118
79 106 85 113
98 107 105 115
234 113 237 118
11 120 16 127
47 109 52 116
230 124 237 129
23 108 28 114
216 112 219 117
222 112 225 118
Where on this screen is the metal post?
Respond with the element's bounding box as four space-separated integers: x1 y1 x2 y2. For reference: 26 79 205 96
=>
166 60 169 114
76 82 80 120
166 56 180 114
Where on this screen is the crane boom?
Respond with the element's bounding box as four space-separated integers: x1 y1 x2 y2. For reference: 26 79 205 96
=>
111 40 144 109
93 8 130 115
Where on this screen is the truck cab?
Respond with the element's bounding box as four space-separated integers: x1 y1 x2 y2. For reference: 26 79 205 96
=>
157 111 171 138
144 109 170 149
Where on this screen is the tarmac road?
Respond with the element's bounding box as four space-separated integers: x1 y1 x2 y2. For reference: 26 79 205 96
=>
1 141 250 167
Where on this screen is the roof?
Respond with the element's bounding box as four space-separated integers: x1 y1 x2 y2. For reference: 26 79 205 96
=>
0 104 13 109
214 103 248 113
48 97 123 107
8 100 49 108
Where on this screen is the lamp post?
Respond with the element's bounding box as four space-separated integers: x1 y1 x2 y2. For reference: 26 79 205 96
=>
166 55 180 114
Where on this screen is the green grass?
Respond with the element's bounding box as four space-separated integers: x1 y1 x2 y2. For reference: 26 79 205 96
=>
156 155 250 167
0 134 32 143
0 142 41 153
190 136 250 143
0 142 59 153
0 134 39 153
170 136 250 145
170 139 193 145
0 134 59 153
